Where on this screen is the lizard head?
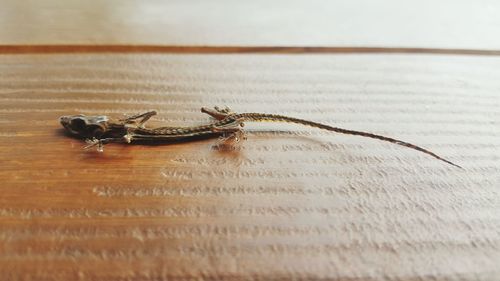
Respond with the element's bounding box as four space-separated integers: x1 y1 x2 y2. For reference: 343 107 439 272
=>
60 114 109 138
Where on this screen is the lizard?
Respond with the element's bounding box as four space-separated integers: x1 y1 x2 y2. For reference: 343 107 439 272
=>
59 106 462 168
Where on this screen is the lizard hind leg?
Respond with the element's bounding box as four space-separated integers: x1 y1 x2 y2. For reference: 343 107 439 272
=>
201 106 235 120
211 126 246 150
215 106 233 115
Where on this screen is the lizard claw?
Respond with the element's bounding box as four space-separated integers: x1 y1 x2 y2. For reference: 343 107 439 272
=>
83 138 104 152
213 106 233 114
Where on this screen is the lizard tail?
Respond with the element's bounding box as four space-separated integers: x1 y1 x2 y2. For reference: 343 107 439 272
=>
236 113 462 169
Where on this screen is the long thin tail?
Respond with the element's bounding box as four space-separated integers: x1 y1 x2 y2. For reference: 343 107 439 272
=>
236 113 462 168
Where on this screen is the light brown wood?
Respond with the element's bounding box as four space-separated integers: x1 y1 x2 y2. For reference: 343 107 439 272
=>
1 53 499 280
2 0 500 49
2 45 500 56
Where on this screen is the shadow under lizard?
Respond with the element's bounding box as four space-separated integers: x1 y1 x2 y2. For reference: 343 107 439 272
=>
59 106 462 168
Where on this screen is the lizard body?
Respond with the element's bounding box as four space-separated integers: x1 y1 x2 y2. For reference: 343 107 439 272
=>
59 106 461 168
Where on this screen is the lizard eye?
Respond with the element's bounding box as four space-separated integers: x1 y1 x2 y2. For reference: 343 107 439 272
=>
70 118 87 131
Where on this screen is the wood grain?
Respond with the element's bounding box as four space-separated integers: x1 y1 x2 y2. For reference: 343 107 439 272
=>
2 45 500 56
1 53 499 280
2 0 500 50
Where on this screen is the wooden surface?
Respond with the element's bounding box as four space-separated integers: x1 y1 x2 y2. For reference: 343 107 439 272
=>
2 1 500 280
1 0 500 49
1 54 499 280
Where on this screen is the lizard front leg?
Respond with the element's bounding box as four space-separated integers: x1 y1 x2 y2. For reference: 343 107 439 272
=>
120 111 157 127
83 134 134 152
84 125 135 152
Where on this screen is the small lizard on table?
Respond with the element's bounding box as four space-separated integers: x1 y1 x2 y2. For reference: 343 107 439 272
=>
59 106 461 168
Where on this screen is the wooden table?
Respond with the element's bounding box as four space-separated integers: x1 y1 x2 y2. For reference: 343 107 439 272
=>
1 1 499 280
